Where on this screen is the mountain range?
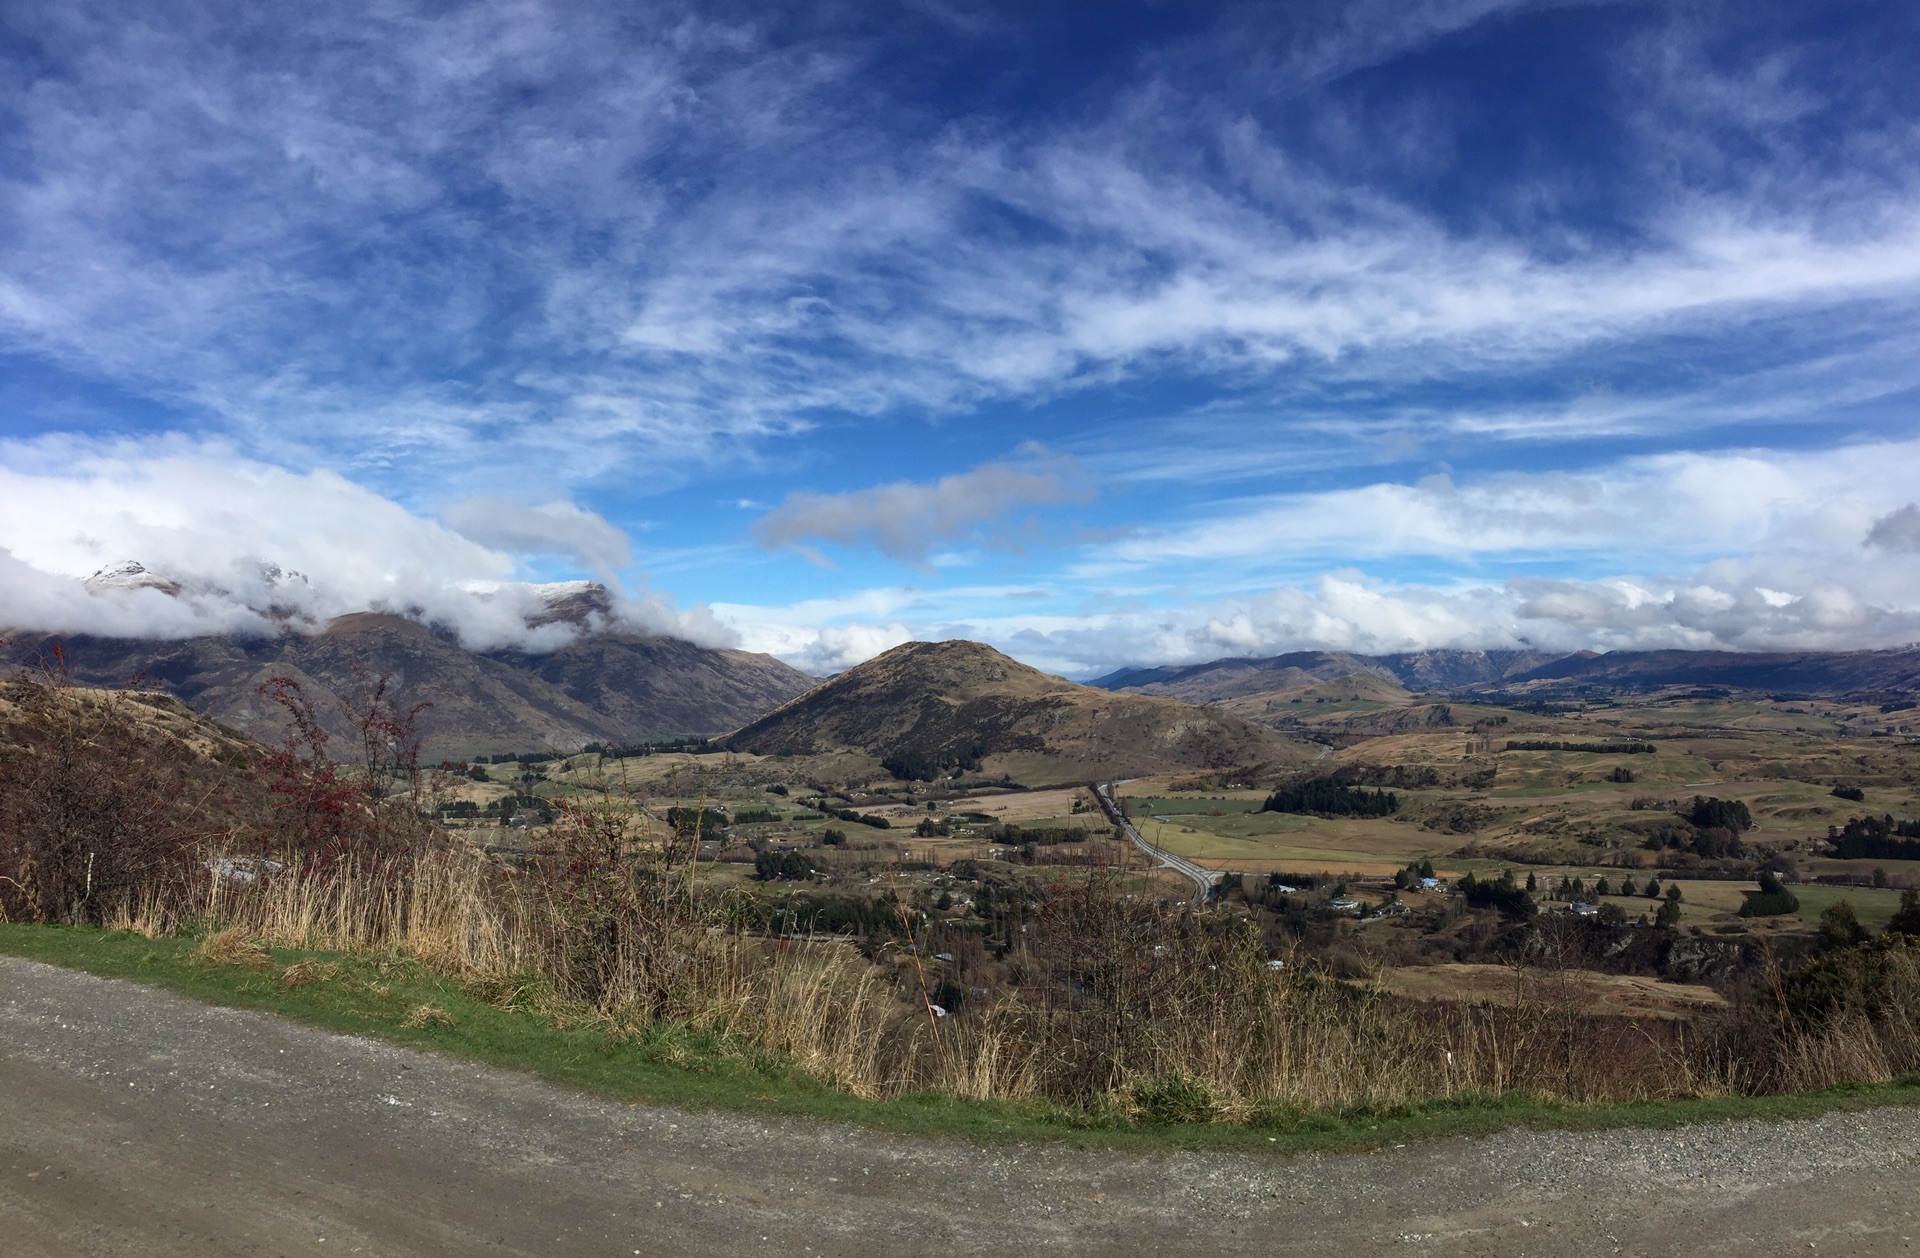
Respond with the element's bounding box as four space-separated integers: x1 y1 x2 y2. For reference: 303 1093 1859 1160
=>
1089 646 1920 702
8 585 814 760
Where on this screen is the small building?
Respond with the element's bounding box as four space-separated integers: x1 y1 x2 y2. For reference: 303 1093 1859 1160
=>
1569 901 1598 917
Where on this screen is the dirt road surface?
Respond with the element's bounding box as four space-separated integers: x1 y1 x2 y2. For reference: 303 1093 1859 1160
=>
3 956 1917 1256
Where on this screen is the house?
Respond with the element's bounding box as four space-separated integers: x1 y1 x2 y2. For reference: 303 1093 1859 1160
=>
1569 901 1598 916
1419 877 1442 890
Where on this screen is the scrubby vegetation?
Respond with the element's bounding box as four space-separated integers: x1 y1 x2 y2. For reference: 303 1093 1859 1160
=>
12 658 1920 1132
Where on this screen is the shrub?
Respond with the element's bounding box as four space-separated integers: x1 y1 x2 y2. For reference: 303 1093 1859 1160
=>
1888 889 1920 938
1817 901 1870 951
0 660 232 925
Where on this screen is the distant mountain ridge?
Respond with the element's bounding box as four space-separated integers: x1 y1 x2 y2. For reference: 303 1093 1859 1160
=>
8 611 814 759
723 639 1313 785
1090 646 1920 701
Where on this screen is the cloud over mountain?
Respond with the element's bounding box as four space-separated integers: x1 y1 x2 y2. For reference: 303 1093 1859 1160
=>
0 440 724 650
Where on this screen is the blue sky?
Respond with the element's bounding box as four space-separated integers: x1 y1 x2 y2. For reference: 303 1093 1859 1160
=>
5 0 1920 674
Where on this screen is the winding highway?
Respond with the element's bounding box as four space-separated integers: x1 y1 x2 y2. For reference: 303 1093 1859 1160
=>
1093 782 1223 899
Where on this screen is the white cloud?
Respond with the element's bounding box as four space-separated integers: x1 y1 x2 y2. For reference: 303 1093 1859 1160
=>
1102 440 1919 569
0 437 721 650
1 1 1917 486
711 438 1920 676
439 498 632 574
715 558 1920 680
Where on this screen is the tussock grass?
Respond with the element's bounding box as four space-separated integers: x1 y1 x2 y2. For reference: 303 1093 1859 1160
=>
6 921 1920 1153
62 833 1920 1122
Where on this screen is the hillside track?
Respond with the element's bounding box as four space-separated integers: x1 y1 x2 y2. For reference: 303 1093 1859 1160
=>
3 956 1918 1256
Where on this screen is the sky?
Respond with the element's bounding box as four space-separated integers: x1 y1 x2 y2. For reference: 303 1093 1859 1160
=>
4 0 1920 676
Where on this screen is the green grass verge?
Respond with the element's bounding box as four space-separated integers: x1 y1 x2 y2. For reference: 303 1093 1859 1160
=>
5 920 1920 1154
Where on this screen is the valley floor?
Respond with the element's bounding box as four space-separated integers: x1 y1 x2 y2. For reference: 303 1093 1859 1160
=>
4 956 1917 1257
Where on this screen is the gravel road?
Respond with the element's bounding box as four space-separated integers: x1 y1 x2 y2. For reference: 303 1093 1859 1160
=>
3 955 1917 1256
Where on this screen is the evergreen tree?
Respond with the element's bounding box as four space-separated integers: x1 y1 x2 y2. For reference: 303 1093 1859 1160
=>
1887 888 1920 937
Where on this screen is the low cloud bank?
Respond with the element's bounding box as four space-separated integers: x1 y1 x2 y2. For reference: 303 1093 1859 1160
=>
718 557 1920 680
0 442 729 651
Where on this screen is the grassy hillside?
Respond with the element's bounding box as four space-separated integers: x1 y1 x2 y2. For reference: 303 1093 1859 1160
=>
723 639 1315 785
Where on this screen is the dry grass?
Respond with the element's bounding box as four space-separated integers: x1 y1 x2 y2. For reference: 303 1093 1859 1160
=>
1379 962 1728 1019
195 928 272 970
401 1003 454 1029
62 828 1920 1121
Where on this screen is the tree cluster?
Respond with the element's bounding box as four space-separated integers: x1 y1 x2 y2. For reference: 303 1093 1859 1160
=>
1828 814 1920 861
1261 777 1398 818
753 850 814 881
1738 870 1800 918
1454 870 1535 917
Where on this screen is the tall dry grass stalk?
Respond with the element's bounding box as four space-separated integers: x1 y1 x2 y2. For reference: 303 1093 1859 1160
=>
105 834 1920 1118
207 845 530 977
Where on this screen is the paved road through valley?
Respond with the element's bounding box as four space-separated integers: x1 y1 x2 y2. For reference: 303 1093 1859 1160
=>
1094 781 1224 899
